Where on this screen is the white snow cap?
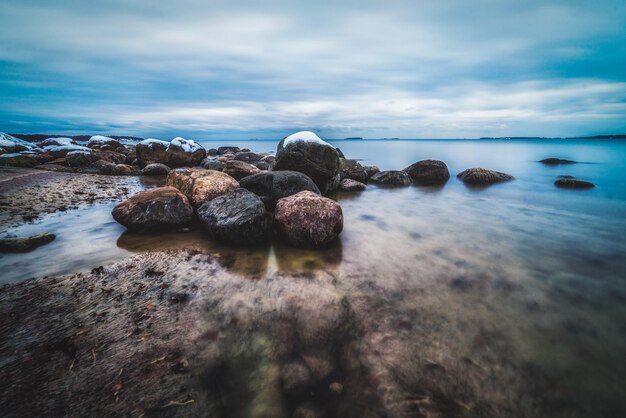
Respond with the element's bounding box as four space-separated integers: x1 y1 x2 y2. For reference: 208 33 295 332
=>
0 132 40 150
87 135 117 146
283 131 332 147
170 137 203 153
44 144 91 153
139 138 169 147
41 137 74 146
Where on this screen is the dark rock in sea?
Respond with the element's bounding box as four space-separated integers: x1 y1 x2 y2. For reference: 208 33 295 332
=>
218 146 240 155
554 175 595 190
540 158 576 165
112 164 135 176
0 153 40 168
87 136 125 152
339 158 369 183
136 139 169 166
403 159 450 186
201 159 224 171
274 191 343 248
340 178 367 191
370 170 412 186
457 167 514 185
234 151 263 164
140 163 171 176
364 164 380 178
112 186 193 232
223 159 262 180
0 233 56 253
166 167 239 207
197 188 272 245
273 131 341 194
165 137 206 168
66 151 97 168
239 170 320 210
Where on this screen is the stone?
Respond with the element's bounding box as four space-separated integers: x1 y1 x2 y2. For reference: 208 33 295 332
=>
136 139 169 166
140 163 171 176
273 131 341 194
239 170 321 210
87 135 125 151
340 178 366 191
44 145 91 158
274 191 343 248
197 188 272 245
201 159 224 171
111 186 193 232
92 150 127 164
0 233 56 253
402 159 450 186
66 151 97 168
190 171 240 207
112 164 134 176
233 151 263 164
457 167 514 185
223 160 262 180
339 159 369 183
554 175 595 189
165 137 206 168
217 146 240 155
329 382 344 395
370 170 411 186
0 153 40 168
363 164 380 178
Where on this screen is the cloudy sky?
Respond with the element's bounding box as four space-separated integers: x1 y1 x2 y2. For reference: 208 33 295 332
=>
1 0 625 139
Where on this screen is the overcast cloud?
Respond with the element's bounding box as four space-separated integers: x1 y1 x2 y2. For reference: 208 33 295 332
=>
1 0 625 138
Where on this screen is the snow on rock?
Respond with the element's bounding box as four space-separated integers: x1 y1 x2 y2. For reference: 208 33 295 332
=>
0 132 40 152
40 137 75 147
139 138 170 148
87 135 117 146
44 144 91 157
170 137 203 153
282 131 332 148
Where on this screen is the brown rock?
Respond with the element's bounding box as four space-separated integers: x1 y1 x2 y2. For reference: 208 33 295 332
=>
223 160 261 180
457 167 514 186
340 178 366 191
167 167 240 206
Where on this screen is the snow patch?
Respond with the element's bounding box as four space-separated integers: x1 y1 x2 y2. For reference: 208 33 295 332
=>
87 135 118 147
66 150 93 156
0 132 40 150
41 137 74 146
170 137 203 153
283 131 332 148
44 144 91 153
139 138 169 148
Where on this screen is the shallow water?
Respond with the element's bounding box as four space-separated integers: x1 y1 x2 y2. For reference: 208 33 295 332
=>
2 139 626 415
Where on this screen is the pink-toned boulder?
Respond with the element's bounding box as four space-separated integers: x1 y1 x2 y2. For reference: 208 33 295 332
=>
166 167 239 207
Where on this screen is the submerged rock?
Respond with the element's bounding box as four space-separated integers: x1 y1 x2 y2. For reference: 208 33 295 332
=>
540 158 576 165
223 160 262 180
112 186 193 232
339 159 369 183
403 159 450 186
0 233 56 253
554 175 595 189
457 167 514 185
273 131 341 194
239 170 321 210
274 191 343 248
370 170 412 186
340 178 366 191
140 163 171 176
197 188 272 245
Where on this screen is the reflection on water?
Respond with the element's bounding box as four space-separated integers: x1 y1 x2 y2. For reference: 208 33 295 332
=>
2 139 626 415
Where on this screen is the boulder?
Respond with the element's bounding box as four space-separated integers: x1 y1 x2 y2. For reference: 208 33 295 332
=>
340 178 366 191
201 159 224 171
136 138 169 166
0 233 56 253
402 159 450 185
44 144 91 158
93 149 127 164
39 137 74 147
363 164 380 178
89 160 116 174
87 135 125 151
457 167 514 185
540 158 576 165
239 170 320 210
166 167 239 207
66 151 97 167
273 131 341 194
111 186 193 232
112 164 135 176
217 146 240 155
208 148 219 156
197 188 272 245
165 137 206 168
339 159 369 183
0 132 40 153
370 170 412 186
140 163 171 176
0 153 40 168
223 160 261 180
234 151 263 164
554 175 595 190
274 191 343 248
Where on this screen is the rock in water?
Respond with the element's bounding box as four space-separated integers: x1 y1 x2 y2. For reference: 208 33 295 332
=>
136 138 169 166
0 132 40 153
274 191 343 248
403 159 450 185
339 159 369 183
197 188 272 245
111 186 193 232
540 158 576 165
166 167 239 207
340 178 366 191
554 175 595 189
273 131 340 194
0 153 40 168
239 170 321 210
165 137 206 167
457 167 514 185
0 233 56 253
140 163 171 176
370 170 412 186
223 160 261 180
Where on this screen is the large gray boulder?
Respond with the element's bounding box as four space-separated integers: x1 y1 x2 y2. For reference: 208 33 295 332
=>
239 170 320 210
554 175 595 189
273 131 340 194
370 170 412 186
457 167 514 185
136 139 169 166
339 159 369 183
165 137 206 168
197 188 272 246
402 159 450 186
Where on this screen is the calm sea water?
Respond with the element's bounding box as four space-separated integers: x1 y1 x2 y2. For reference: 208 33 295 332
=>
2 139 626 416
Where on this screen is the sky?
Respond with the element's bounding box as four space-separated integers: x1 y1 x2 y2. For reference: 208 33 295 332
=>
1 0 625 139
